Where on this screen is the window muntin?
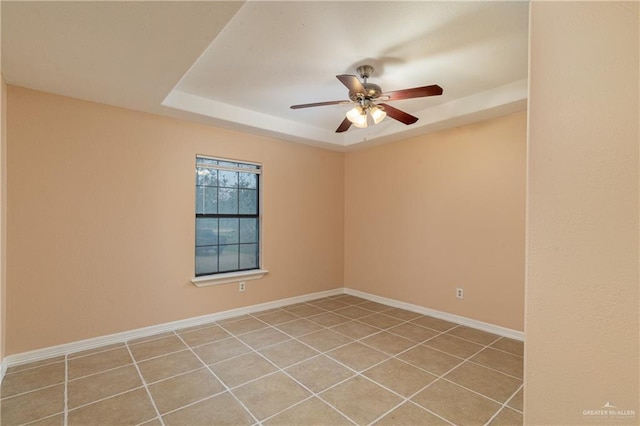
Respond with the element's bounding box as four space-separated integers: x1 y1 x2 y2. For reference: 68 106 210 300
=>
195 156 260 276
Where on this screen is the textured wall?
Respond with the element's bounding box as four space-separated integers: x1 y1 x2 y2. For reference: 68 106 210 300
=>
6 87 344 354
345 112 526 331
1 1 5 363
526 2 639 424
1 76 6 364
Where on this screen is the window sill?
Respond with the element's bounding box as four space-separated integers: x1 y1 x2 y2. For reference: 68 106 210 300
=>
191 269 269 287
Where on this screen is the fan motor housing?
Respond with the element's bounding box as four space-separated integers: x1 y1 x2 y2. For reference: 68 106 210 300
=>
349 83 382 102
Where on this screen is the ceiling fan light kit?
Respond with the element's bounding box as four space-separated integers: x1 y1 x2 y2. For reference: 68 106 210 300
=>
290 64 443 133
369 105 387 124
346 105 368 128
345 102 387 128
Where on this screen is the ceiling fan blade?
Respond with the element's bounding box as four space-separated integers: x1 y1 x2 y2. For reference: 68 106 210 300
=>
378 103 419 125
337 74 366 95
290 100 350 109
335 117 352 133
383 84 443 101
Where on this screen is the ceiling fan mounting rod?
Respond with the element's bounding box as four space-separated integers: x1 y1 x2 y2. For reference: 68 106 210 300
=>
357 64 374 82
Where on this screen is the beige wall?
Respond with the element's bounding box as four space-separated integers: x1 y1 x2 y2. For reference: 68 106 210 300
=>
345 112 526 331
1 1 5 365
526 2 639 424
1 76 6 364
6 87 344 354
5 86 528 356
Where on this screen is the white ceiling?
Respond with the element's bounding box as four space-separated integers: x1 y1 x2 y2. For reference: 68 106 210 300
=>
2 1 529 151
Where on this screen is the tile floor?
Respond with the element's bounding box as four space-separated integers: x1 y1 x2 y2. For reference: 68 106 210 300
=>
1 294 524 425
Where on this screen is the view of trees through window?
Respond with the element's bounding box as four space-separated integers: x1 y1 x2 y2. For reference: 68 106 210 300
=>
195 156 260 276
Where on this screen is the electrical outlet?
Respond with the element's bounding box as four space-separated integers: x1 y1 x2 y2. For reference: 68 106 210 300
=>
456 288 464 299
239 282 246 292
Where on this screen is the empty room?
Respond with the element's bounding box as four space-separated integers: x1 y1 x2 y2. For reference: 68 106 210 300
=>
0 1 637 426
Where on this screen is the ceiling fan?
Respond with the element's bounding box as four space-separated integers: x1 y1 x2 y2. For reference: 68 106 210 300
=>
290 65 443 133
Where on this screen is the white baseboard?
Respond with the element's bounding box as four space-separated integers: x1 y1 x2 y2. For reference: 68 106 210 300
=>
344 288 525 341
3 288 343 369
0 358 7 384
3 286 523 372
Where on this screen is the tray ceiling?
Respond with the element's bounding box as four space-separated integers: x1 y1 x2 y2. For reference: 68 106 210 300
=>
2 1 529 150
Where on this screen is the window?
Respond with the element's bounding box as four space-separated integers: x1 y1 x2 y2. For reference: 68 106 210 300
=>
195 156 261 277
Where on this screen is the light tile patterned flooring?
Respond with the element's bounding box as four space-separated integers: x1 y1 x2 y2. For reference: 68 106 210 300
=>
1 294 524 425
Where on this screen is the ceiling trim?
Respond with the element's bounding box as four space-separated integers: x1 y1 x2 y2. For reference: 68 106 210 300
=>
162 78 528 151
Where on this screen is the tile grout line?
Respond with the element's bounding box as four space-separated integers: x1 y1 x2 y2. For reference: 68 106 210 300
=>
2 357 66 376
343 364 456 426
220 301 467 424
366 331 517 425
8 316 519 404
66 385 148 412
21 413 63 426
261 394 359 426
124 342 166 426
299 312 460 425
133 305 516 423
153 389 230 422
63 340 242 414
504 383 524 414
243 304 510 423
9 331 518 421
64 356 243 416
66 361 139 383
133 347 199 365
405 330 524 380
353 334 459 425
483 383 525 425
139 364 212 387
172 330 262 425
331 312 515 357
221 302 480 425
363 332 522 424
465 359 524 381
216 317 362 426
0 381 64 401
290 309 431 357
484 344 525 359
213 320 322 422
501 383 524 414
4 296 524 425
251 301 523 361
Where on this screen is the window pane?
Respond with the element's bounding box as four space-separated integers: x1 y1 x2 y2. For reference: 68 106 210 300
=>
195 247 218 275
240 244 258 269
218 160 239 168
219 170 238 188
204 187 217 214
196 218 218 247
239 163 258 170
220 218 239 244
195 157 261 276
196 168 217 186
239 189 257 214
219 244 239 272
218 188 238 214
197 157 218 166
239 172 257 189
239 218 258 243
196 186 218 214
196 186 204 214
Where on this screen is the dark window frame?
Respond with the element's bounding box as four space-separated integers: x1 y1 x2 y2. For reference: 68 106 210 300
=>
195 156 261 277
